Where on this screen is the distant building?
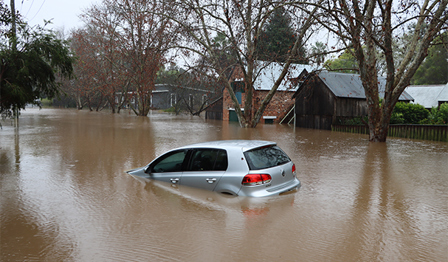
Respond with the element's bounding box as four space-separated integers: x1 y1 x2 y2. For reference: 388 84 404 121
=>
151 84 217 111
222 61 316 124
117 84 218 112
293 71 414 130
405 83 448 109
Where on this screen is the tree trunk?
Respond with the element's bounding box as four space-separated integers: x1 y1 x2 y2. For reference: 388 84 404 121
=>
369 121 389 142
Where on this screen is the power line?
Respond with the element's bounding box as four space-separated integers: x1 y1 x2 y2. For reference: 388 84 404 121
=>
20 0 47 23
29 0 46 22
24 0 35 18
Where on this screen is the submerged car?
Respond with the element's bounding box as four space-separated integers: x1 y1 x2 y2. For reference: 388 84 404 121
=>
126 140 301 197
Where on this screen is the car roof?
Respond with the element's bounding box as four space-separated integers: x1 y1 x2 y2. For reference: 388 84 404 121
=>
177 140 277 152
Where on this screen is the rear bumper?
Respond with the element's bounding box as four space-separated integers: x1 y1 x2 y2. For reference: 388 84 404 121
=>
237 178 301 197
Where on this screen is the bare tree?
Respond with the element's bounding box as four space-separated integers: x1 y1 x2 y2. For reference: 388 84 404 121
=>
314 0 448 142
80 2 129 113
170 0 320 127
70 27 107 111
72 0 180 116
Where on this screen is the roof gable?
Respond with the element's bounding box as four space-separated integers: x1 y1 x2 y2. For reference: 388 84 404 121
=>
252 61 317 92
405 83 448 108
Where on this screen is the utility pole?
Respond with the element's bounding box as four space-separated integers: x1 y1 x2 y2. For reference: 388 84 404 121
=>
10 0 19 126
10 0 17 51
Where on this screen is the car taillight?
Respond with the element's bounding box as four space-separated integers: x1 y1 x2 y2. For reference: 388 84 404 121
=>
292 164 296 174
242 174 272 186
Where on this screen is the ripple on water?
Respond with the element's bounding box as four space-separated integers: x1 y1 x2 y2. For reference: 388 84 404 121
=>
1 109 447 261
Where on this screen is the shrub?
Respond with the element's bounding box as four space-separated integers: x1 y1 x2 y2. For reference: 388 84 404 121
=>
336 116 367 125
392 102 429 124
163 107 176 113
425 103 448 125
390 112 405 124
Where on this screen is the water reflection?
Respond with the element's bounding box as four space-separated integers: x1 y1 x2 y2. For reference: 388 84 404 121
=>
1 108 447 261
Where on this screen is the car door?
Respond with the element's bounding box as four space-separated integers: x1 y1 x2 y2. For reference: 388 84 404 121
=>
180 148 228 191
147 149 187 185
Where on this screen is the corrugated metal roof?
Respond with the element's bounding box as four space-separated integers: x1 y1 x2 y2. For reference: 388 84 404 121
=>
253 62 317 91
437 83 448 102
317 71 414 101
318 71 365 98
405 83 448 108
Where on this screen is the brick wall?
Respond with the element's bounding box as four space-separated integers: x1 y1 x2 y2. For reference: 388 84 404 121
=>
253 90 295 124
222 66 296 124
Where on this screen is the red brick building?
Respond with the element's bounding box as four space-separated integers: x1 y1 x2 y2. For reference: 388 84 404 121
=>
222 62 314 124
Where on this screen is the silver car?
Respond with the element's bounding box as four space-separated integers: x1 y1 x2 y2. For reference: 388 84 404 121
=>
126 140 301 197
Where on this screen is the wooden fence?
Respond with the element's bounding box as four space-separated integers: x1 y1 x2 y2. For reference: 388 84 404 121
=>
332 124 448 142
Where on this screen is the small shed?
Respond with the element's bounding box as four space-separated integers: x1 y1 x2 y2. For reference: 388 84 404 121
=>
292 71 414 130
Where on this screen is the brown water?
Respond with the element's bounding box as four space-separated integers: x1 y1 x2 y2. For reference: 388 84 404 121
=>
1 108 447 262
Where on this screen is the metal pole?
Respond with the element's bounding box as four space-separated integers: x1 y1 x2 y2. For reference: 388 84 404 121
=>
10 0 19 127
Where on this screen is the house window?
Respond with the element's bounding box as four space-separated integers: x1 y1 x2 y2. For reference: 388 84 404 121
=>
236 92 242 104
189 94 193 108
231 81 245 104
202 95 208 105
231 81 245 93
263 116 277 124
170 93 176 107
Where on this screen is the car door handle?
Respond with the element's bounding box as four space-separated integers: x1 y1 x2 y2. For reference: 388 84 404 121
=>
170 178 180 184
206 178 217 184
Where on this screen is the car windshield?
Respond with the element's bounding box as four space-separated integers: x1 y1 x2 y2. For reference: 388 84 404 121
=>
244 145 291 170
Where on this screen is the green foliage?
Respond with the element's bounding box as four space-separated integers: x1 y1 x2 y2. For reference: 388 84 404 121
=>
0 4 74 114
324 49 358 73
422 103 448 125
411 33 448 85
255 7 307 63
162 107 176 113
41 98 53 107
337 116 367 125
310 42 327 66
390 112 405 124
391 102 429 124
156 65 184 85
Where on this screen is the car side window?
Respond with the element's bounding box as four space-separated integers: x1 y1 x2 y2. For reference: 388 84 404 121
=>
188 149 228 171
151 150 187 173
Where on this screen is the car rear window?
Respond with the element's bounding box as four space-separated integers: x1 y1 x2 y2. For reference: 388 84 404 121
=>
244 145 291 170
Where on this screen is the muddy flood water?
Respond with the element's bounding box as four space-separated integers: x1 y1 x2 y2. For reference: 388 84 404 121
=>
1 108 447 261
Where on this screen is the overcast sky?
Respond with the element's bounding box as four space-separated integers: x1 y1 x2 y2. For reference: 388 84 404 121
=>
8 0 337 62
11 0 96 31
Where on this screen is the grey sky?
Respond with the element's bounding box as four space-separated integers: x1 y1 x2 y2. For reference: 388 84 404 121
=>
12 0 96 31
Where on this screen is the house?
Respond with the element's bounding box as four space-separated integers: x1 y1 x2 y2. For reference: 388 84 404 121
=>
292 71 414 130
151 84 218 111
222 61 316 124
405 83 448 109
116 84 218 112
